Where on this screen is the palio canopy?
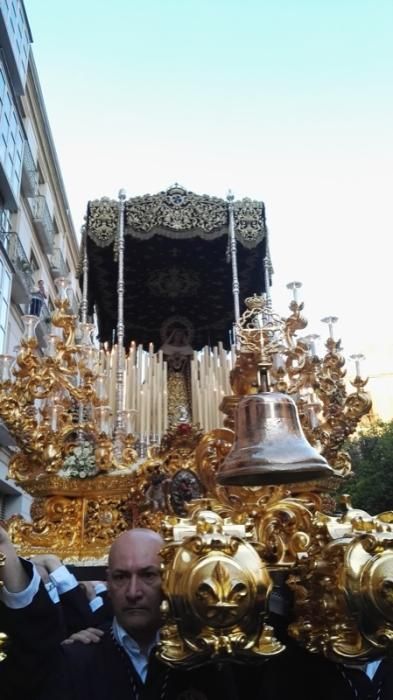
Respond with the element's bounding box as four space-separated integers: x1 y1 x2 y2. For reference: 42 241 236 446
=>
81 185 271 349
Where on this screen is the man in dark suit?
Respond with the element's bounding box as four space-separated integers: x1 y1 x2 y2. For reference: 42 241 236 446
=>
39 528 253 700
0 528 65 699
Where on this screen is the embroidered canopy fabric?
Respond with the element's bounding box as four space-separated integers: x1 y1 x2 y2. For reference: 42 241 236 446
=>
82 186 270 349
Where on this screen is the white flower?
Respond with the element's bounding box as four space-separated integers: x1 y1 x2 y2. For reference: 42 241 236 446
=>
61 441 98 479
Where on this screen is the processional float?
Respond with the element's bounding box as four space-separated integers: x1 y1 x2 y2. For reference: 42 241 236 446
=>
1 184 393 667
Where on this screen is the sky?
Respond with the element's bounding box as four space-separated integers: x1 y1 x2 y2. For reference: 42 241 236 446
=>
25 0 393 397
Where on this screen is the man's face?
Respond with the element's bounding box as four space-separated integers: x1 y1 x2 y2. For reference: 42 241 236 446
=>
107 532 162 644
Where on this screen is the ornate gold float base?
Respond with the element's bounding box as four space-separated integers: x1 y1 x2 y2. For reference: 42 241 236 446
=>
7 423 207 562
8 474 138 563
7 423 342 564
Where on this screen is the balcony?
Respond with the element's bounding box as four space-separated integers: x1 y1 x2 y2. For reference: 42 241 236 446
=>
28 195 55 253
49 247 68 279
0 230 33 304
21 140 38 197
0 159 19 212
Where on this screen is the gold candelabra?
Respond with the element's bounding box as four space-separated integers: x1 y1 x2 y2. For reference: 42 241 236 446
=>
0 278 138 486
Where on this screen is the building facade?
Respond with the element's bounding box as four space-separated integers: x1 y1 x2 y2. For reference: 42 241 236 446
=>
0 0 80 519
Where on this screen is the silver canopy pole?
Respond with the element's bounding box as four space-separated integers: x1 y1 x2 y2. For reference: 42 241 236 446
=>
263 234 273 311
227 190 240 323
80 226 88 324
114 188 127 457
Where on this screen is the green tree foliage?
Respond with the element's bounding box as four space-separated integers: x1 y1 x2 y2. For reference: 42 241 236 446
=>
339 420 393 515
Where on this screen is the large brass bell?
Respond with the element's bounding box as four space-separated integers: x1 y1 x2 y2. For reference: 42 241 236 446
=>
217 391 333 486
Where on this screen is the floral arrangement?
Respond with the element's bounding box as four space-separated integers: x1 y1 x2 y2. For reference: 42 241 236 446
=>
60 441 98 479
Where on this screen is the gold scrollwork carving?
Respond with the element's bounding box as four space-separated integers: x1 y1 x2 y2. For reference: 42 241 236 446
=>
8 496 83 558
287 505 393 662
158 505 283 666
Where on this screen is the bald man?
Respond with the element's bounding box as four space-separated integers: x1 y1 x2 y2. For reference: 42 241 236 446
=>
106 529 163 659
36 528 252 700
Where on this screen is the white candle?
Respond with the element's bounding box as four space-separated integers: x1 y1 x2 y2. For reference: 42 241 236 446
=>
197 387 202 427
139 386 143 440
157 389 162 443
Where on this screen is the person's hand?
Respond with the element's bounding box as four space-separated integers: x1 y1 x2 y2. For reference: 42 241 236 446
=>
33 563 50 583
62 627 104 645
0 524 17 566
79 581 97 602
0 525 29 591
30 554 63 574
90 580 107 589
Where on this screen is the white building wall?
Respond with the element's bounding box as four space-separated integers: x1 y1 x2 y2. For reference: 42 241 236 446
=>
0 5 80 525
7 303 23 352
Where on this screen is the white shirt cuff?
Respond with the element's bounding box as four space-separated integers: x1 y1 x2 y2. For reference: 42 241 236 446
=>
45 580 60 604
49 565 78 594
94 582 107 595
89 595 104 612
0 562 40 609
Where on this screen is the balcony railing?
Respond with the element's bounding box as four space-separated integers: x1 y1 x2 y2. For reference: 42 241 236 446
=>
29 195 55 253
21 140 38 197
49 247 68 278
0 230 33 303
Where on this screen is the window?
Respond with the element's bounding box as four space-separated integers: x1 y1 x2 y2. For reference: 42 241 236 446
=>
0 69 24 196
0 256 12 353
0 209 11 233
29 250 39 273
37 162 45 185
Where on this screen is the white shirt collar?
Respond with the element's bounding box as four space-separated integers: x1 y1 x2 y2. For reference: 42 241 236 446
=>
112 618 159 682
